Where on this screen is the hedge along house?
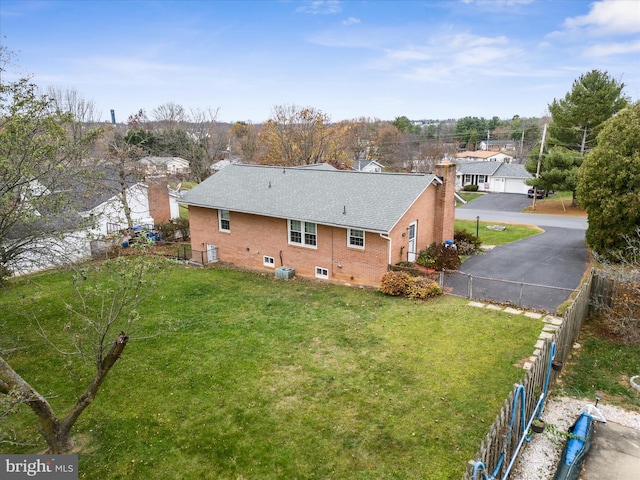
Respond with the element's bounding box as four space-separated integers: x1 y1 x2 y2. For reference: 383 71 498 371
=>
180 162 456 287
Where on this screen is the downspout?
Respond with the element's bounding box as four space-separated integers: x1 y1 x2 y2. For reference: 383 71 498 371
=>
379 233 392 270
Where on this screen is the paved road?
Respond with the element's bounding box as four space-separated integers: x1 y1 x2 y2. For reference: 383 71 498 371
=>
457 193 588 230
451 194 589 312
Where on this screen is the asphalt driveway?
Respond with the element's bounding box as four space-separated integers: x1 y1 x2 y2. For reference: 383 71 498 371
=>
452 194 589 312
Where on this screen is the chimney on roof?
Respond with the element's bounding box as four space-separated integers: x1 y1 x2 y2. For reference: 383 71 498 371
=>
433 162 456 243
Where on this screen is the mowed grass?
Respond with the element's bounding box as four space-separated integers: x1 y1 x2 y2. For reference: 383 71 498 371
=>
555 317 640 411
455 219 542 247
1 263 543 479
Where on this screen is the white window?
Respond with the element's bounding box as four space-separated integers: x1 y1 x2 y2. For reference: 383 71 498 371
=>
219 209 230 232
315 267 328 279
289 220 317 247
477 175 487 184
463 174 472 184
263 256 275 267
348 229 365 249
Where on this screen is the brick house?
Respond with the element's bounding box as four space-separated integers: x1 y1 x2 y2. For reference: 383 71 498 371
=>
180 162 456 287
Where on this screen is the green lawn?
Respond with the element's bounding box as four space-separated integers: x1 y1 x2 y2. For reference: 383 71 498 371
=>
554 317 640 411
457 191 483 203
1 264 544 479
455 219 542 247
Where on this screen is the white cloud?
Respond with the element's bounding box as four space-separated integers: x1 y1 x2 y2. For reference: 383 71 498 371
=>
374 32 523 81
461 0 534 5
585 40 640 57
296 1 341 15
563 0 640 35
342 16 360 26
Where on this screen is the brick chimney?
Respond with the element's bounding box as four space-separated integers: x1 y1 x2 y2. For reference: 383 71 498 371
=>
146 176 171 224
433 161 456 244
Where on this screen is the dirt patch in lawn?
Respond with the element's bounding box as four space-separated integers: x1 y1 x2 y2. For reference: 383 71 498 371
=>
523 197 587 217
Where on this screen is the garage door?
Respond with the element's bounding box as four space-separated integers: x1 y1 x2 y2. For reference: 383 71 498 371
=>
504 178 528 194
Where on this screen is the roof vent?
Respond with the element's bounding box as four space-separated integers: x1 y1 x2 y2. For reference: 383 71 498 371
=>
343 206 346 215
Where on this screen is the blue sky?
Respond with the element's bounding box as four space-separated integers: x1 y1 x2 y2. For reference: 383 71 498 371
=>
2 0 639 124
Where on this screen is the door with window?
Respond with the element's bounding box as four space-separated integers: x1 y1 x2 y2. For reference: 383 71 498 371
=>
407 222 417 262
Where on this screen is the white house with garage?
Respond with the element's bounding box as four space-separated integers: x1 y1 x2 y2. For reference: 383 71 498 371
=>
455 161 532 194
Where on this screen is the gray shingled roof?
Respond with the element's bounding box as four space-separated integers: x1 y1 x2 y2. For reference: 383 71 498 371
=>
180 164 439 233
494 163 532 179
456 161 531 179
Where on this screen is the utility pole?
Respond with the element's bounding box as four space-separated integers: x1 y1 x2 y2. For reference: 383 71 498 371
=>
532 123 547 210
580 125 588 156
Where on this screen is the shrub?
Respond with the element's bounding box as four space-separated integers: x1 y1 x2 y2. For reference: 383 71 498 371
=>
390 262 424 277
406 278 442 300
379 271 413 296
597 280 640 344
463 184 479 192
454 228 482 256
379 272 443 300
417 242 461 271
155 218 190 241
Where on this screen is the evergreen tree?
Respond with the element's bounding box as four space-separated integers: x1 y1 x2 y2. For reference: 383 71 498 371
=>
548 70 628 154
527 70 629 202
577 102 640 259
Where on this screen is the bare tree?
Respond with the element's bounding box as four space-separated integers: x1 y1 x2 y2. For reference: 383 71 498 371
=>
46 87 101 139
0 252 169 453
592 227 640 344
107 130 147 234
187 107 228 181
152 101 186 130
413 140 457 173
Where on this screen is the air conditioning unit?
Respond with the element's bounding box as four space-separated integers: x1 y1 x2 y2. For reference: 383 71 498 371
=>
275 266 295 279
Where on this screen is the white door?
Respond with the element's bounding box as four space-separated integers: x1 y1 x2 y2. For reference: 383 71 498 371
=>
407 222 417 262
206 244 217 263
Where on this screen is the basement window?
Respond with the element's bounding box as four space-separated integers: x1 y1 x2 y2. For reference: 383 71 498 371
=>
263 256 275 267
315 267 329 279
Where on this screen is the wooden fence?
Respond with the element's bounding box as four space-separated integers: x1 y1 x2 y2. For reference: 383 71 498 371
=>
462 269 594 480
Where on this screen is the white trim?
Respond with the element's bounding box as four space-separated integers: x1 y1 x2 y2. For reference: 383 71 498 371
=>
263 255 275 267
288 219 318 249
407 221 417 262
218 209 230 232
315 266 329 279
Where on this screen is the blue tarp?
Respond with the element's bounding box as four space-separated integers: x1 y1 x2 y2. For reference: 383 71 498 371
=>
552 412 594 480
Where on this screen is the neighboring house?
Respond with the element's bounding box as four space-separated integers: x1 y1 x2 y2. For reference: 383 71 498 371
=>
211 157 241 172
480 140 517 151
180 162 456 287
455 161 532 194
9 165 154 276
455 150 514 163
147 175 180 224
75 166 154 237
353 159 384 172
139 156 190 175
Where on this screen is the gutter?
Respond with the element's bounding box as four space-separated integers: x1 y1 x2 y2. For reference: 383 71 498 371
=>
379 233 392 268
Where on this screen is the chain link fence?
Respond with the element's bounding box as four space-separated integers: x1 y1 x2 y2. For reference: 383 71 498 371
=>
441 270 576 312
